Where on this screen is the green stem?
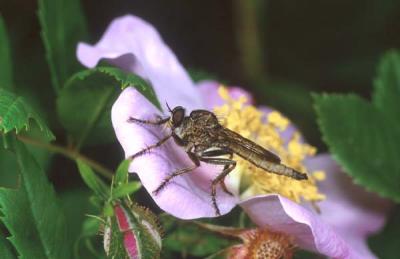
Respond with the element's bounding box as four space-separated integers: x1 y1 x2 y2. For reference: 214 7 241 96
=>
17 135 113 180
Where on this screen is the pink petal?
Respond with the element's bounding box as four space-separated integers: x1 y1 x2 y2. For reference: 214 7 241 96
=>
240 194 356 258
240 154 391 259
77 15 203 112
305 154 392 259
197 80 254 109
112 87 238 219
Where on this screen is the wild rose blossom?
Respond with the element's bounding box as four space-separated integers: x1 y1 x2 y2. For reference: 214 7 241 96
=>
77 15 390 258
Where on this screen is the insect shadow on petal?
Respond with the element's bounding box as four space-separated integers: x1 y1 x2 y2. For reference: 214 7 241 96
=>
127 104 308 216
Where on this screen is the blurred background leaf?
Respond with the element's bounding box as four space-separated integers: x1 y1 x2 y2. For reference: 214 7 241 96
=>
59 188 96 256
0 16 13 90
0 234 16 259
38 0 88 93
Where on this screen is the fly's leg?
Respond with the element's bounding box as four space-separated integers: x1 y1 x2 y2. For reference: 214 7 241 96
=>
153 152 200 195
220 153 234 196
201 149 234 196
199 156 236 216
127 116 169 126
152 165 198 195
130 134 171 160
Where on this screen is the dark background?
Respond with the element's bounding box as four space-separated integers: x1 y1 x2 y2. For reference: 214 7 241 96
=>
1 0 400 148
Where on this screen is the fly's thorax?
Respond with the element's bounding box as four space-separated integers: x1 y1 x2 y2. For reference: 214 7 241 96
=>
172 117 191 139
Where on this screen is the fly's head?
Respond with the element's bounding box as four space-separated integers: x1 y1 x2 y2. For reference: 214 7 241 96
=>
166 104 188 140
166 104 186 129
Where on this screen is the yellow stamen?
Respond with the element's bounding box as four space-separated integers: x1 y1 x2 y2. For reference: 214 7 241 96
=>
215 86 325 204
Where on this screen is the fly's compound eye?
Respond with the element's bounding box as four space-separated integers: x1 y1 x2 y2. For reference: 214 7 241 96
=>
171 106 185 127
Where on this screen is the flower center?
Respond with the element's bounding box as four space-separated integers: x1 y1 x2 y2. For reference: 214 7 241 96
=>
245 229 294 259
214 87 325 203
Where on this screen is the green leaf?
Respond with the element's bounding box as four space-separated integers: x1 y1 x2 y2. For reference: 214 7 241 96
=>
373 51 400 121
314 51 400 201
161 215 232 257
59 189 94 253
112 159 140 199
0 16 12 90
38 0 88 93
314 52 400 203
0 140 70 258
76 159 109 199
57 67 160 148
114 159 131 186
0 88 54 140
75 217 103 258
0 234 16 259
0 143 18 188
112 182 141 199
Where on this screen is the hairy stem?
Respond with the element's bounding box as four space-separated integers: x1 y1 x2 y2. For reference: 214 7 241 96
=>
17 135 113 179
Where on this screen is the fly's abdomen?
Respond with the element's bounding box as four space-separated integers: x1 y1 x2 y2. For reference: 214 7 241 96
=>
230 145 308 180
257 160 308 180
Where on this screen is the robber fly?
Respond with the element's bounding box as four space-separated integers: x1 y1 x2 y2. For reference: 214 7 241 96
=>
127 105 308 216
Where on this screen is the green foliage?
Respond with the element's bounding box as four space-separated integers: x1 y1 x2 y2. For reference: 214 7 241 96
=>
314 51 400 202
57 67 160 148
0 144 18 188
114 159 131 186
0 88 54 140
112 182 141 199
161 215 232 257
74 217 103 258
76 159 109 200
0 234 16 259
38 0 88 93
0 140 70 259
0 16 12 90
373 51 400 122
59 189 95 254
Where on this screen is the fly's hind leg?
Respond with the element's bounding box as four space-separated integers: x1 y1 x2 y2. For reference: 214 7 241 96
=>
199 155 236 216
201 149 234 196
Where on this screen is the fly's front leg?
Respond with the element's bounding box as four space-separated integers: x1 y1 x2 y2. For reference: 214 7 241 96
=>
199 155 236 216
127 115 169 126
153 152 200 195
130 134 171 160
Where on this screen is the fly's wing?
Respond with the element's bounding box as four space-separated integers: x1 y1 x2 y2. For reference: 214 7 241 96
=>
218 128 281 164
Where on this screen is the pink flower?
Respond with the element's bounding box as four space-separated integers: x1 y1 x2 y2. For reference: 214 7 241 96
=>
77 15 390 258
